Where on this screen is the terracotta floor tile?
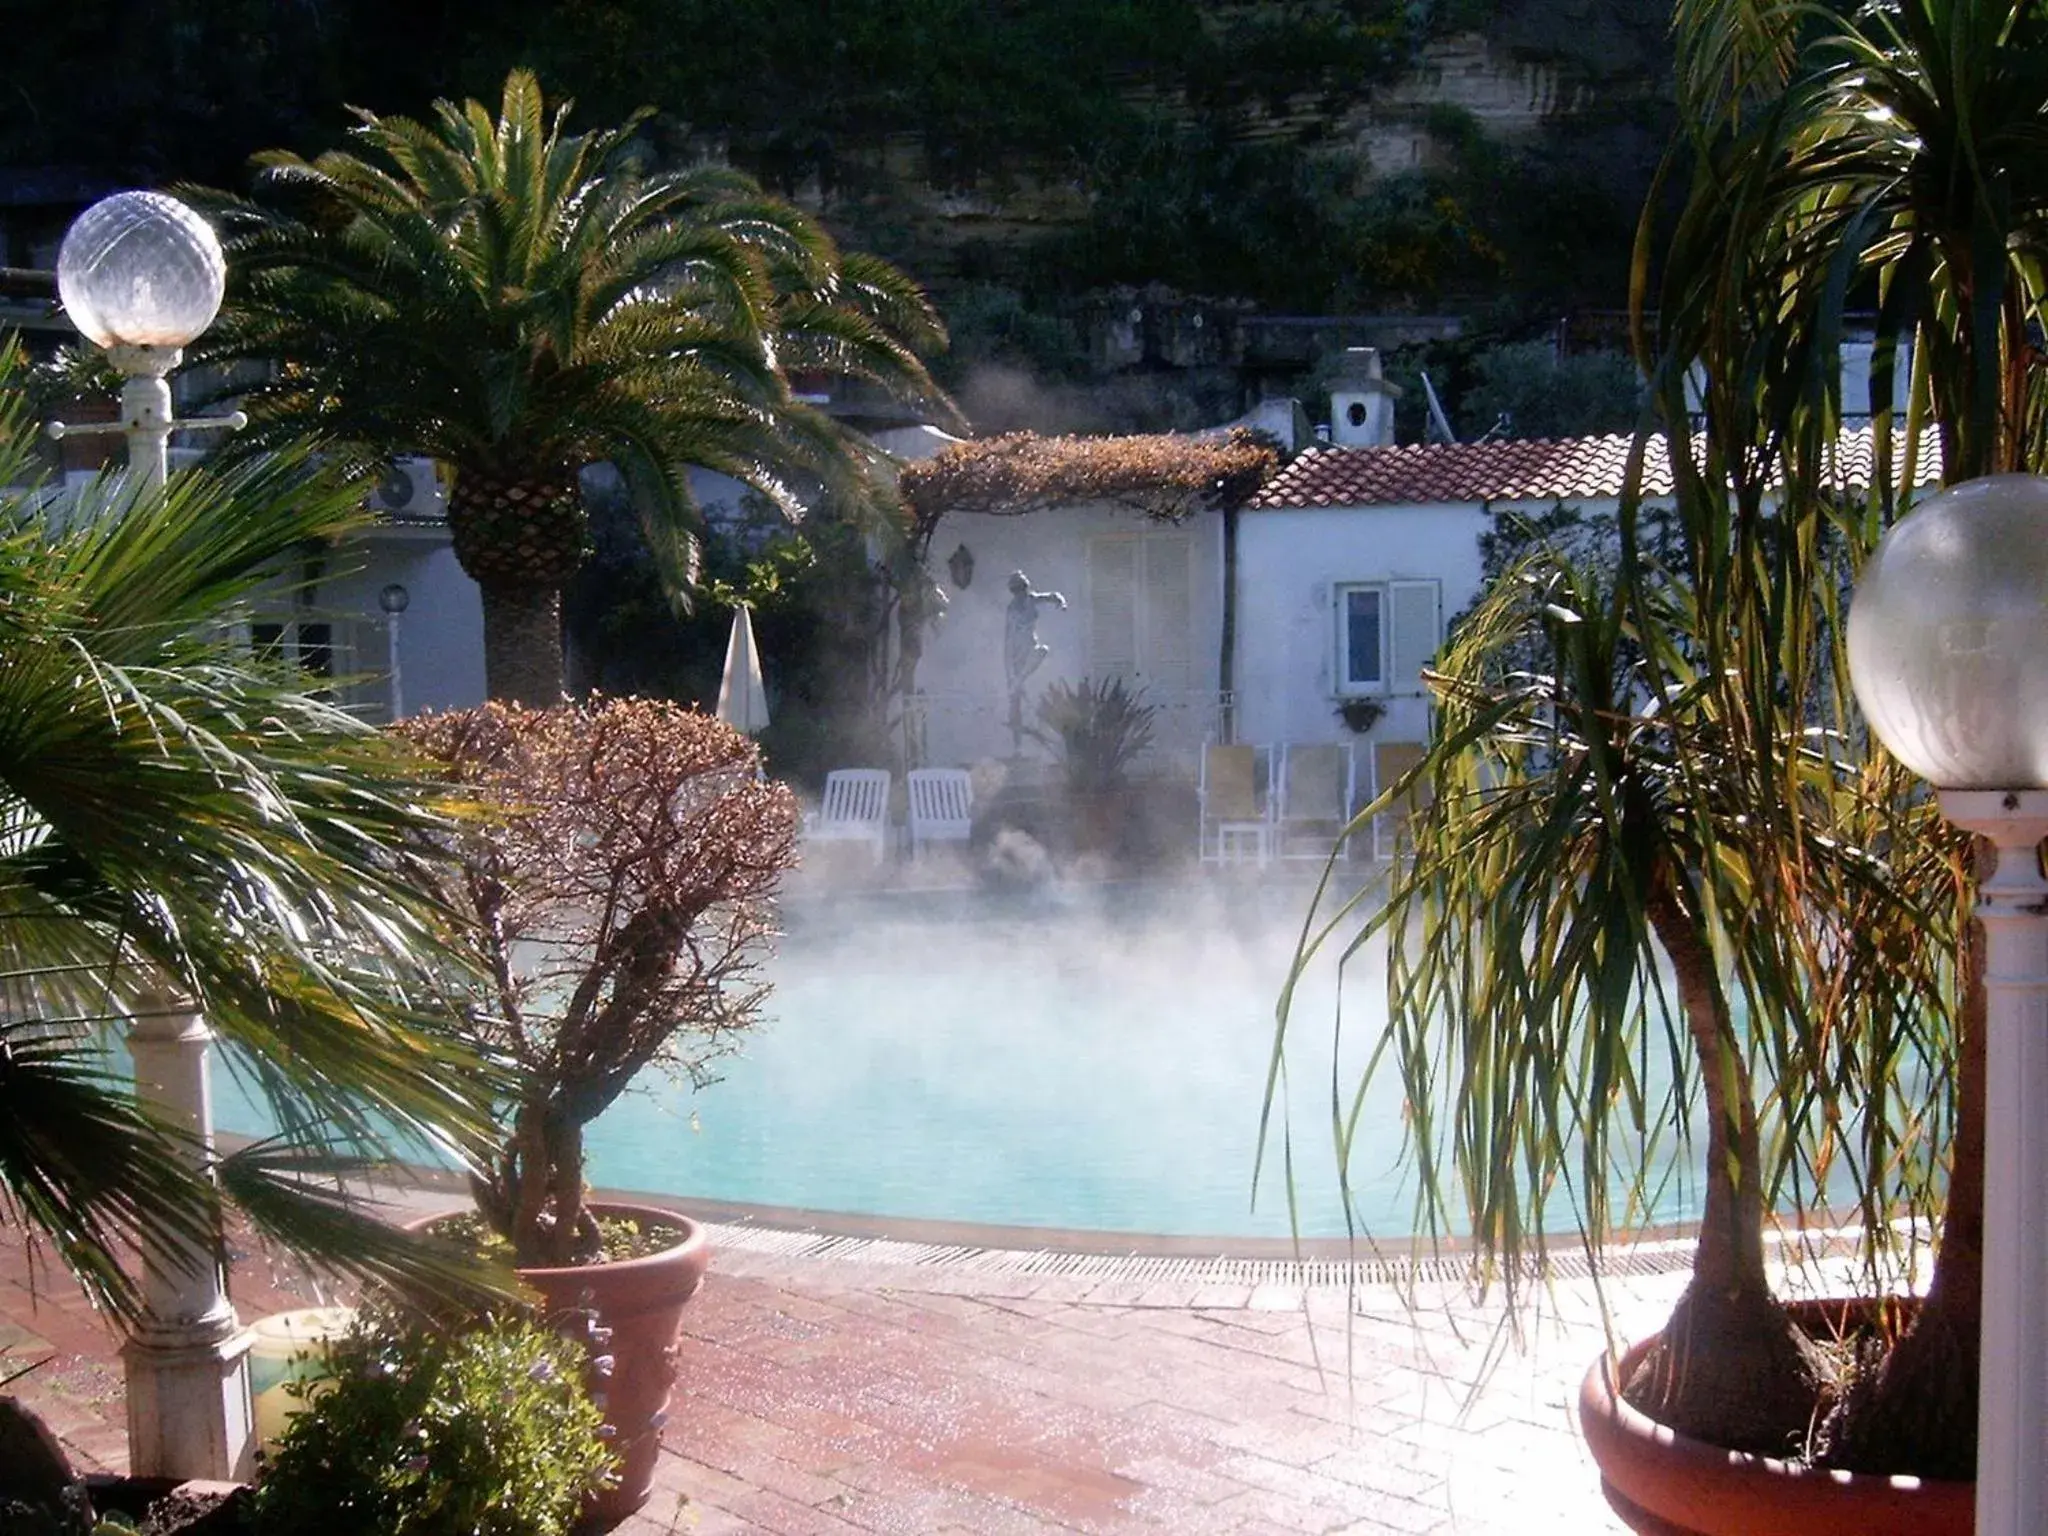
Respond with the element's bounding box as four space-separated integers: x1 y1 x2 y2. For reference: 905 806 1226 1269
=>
0 1221 1644 1536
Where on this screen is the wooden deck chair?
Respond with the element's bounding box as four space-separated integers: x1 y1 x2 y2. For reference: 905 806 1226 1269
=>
1274 743 1354 861
905 768 973 860
1199 743 1270 866
805 769 892 866
1371 742 1431 862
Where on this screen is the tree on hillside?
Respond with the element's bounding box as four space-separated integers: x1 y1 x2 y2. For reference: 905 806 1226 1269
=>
188 69 953 704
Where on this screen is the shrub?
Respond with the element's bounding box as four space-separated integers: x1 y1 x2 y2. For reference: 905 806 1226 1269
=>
397 698 799 1267
1031 677 1158 794
249 1311 614 1536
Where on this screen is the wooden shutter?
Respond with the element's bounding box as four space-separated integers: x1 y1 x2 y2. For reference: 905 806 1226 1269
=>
1087 536 1138 681
1388 580 1442 694
1140 534 1193 691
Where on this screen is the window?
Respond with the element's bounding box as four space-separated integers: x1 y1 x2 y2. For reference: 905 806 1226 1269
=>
1339 586 1383 689
1335 579 1441 696
251 618 336 683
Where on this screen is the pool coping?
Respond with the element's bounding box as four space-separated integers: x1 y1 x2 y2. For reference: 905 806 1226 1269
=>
356 1151 1880 1289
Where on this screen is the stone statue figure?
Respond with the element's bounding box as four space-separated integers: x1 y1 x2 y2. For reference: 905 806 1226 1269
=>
1003 570 1067 752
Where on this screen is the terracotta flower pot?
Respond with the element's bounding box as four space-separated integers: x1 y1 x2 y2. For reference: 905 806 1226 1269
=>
411 1201 709 1525
1578 1300 1974 1536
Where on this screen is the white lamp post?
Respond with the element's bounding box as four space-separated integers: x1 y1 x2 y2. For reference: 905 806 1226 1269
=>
379 581 411 721
1846 472 2048 1536
48 190 256 1480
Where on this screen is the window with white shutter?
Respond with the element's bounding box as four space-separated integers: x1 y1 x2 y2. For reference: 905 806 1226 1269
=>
1087 536 1138 679
1334 579 1441 696
1388 579 1442 695
1140 535 1193 691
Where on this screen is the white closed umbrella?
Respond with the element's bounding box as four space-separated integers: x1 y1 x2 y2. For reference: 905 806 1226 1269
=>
715 603 770 736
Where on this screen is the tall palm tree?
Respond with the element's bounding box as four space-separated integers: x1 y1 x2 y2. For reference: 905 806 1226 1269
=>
187 69 954 704
1644 0 2048 1473
0 348 509 1320
1272 0 2045 1465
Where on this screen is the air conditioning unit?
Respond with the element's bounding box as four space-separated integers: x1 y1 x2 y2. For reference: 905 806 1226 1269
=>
366 457 446 519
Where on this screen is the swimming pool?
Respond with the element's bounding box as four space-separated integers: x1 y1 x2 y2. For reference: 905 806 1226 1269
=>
219 882 1709 1242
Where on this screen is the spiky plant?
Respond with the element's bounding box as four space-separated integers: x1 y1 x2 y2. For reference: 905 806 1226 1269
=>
186 69 953 704
1641 0 2048 1473
0 345 511 1320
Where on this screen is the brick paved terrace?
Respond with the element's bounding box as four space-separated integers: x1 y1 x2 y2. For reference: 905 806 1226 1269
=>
0 1193 1724 1536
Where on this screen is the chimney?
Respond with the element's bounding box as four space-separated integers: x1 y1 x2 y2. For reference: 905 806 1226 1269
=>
1328 347 1401 448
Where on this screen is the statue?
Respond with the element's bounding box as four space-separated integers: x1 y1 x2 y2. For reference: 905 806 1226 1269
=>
1003 570 1066 753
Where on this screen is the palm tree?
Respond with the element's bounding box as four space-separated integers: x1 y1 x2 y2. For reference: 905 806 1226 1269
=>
1271 0 2047 1465
0 347 509 1320
1643 0 2048 1473
1273 528 1950 1454
187 69 954 704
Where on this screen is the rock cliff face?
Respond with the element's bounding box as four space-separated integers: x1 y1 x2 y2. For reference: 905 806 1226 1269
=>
765 12 1670 298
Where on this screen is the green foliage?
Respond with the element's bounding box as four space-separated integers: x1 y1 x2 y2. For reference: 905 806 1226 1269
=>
0 344 512 1320
1031 677 1159 795
251 1311 615 1536
1462 341 1644 439
186 68 950 634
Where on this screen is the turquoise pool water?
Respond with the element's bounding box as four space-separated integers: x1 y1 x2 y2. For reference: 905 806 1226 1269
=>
576 885 1403 1239
215 883 1713 1241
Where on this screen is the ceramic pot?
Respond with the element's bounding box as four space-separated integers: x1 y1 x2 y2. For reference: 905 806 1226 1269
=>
1578 1300 1973 1536
413 1202 709 1525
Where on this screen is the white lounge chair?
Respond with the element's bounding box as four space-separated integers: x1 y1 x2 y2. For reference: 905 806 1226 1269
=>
905 768 973 860
1274 742 1355 861
1198 743 1271 866
806 769 892 866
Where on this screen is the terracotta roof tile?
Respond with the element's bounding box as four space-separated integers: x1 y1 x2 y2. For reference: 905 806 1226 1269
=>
1247 427 1926 509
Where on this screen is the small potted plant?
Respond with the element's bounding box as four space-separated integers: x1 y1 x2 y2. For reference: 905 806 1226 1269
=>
1333 697 1385 735
398 698 798 1520
1028 676 1159 862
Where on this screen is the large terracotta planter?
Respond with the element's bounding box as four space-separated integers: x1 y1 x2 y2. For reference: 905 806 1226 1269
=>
412 1202 709 1526
1578 1300 1973 1536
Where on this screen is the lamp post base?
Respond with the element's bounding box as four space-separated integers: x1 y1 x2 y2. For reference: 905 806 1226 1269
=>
122 1324 256 1481
1938 789 2048 1536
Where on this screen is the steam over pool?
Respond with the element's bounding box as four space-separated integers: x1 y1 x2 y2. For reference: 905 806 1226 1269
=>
576 883 1399 1239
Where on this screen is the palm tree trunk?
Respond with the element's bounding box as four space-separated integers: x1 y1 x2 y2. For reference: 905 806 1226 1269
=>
1626 880 1821 1455
480 582 566 705
1822 842 1988 1477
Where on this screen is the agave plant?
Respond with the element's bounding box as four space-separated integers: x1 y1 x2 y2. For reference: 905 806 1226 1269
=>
186 69 954 704
0 346 508 1320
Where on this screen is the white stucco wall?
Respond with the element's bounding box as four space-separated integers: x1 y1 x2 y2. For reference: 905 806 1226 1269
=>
912 501 1224 772
1233 501 1492 752
305 528 485 720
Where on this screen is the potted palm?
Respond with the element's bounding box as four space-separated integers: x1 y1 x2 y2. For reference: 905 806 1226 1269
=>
397 698 798 1520
186 69 954 704
1277 0 2048 1525
1029 676 1160 863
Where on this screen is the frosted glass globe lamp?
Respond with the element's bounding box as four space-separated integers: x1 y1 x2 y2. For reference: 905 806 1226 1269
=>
1846 473 2048 789
56 191 226 351
1848 470 2048 1536
48 192 242 492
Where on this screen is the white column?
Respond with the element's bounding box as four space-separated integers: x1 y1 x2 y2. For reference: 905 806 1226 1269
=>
121 991 254 1479
1942 789 2048 1536
109 345 256 1482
